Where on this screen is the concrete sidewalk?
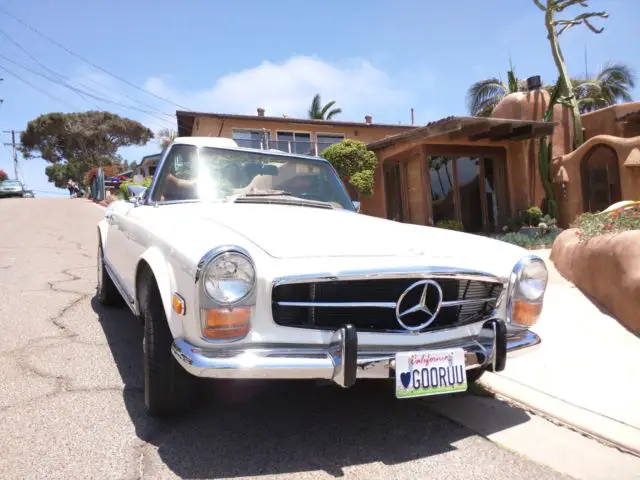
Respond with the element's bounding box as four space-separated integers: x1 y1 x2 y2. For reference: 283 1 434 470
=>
480 248 640 455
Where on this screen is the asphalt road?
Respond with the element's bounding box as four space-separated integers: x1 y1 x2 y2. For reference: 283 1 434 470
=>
0 198 569 480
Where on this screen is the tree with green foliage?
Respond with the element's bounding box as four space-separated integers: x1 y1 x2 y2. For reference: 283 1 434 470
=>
533 0 608 148
308 93 342 120
20 111 153 187
320 139 378 197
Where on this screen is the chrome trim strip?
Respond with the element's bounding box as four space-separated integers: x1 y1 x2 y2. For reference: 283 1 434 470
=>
276 301 397 308
275 297 499 309
272 267 506 287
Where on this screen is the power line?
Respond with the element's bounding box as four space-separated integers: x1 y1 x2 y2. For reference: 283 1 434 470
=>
0 27 99 108
0 5 191 111
0 53 177 123
0 64 79 109
0 27 176 121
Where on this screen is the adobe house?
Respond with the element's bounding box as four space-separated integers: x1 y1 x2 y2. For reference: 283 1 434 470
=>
551 104 640 226
477 76 640 227
363 115 555 232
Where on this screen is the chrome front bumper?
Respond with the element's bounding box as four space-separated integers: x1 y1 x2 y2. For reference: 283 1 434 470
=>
171 319 541 387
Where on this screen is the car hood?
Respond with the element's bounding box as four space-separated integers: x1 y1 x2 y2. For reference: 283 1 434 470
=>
158 203 526 270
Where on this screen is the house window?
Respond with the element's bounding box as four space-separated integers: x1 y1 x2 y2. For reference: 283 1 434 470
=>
317 134 345 153
427 154 508 233
428 156 456 225
276 132 312 155
232 129 270 149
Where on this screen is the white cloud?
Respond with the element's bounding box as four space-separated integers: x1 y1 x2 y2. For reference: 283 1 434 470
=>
143 55 414 123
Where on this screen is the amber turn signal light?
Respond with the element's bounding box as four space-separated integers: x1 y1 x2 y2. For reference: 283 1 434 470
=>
172 293 186 315
202 307 251 339
512 300 542 327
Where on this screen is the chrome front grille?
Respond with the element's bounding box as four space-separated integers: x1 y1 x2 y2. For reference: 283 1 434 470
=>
271 277 503 333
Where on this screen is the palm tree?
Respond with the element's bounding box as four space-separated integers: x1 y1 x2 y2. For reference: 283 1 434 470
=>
469 63 636 118
571 63 636 113
308 93 342 120
466 69 527 117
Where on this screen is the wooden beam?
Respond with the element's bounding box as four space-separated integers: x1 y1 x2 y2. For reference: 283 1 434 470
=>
491 124 534 141
447 120 491 140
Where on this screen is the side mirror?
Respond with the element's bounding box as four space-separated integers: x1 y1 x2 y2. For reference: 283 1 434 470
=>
127 185 148 205
352 200 361 212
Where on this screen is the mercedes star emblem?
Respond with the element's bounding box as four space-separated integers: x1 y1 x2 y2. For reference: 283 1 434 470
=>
395 279 443 331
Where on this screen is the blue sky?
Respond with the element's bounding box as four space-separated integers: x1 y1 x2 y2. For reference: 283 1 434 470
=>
0 0 637 197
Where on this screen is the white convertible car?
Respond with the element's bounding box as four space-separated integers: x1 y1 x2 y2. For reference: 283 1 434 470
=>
97 136 548 417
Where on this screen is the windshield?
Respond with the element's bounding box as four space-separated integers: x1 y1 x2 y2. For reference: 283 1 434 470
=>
150 144 355 210
0 180 21 187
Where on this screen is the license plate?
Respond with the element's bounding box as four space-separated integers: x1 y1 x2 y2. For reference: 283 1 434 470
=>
395 348 467 398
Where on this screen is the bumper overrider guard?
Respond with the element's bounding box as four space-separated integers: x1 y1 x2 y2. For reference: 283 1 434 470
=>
171 319 541 387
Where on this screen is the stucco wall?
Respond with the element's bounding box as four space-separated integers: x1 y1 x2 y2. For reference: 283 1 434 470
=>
581 102 640 139
552 135 640 225
491 89 574 209
551 229 640 333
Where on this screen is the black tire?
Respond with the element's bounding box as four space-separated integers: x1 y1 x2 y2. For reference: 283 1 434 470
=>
97 242 122 306
140 278 201 418
466 367 486 384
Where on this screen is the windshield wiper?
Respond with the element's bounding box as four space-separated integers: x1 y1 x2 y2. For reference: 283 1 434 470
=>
233 190 335 209
241 189 295 197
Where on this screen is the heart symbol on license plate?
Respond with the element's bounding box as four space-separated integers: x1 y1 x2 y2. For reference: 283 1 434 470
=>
400 372 411 388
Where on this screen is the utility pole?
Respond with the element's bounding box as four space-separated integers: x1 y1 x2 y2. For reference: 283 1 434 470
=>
3 129 23 180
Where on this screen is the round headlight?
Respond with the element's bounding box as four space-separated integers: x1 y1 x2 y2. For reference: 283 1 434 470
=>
203 252 255 304
516 258 548 301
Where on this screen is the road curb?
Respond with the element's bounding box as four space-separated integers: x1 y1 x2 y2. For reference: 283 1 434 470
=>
478 372 640 457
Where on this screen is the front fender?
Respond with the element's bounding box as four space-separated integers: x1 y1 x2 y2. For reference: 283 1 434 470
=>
137 247 183 339
97 218 109 248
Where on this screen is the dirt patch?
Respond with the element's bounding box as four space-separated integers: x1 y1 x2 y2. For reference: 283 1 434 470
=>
550 229 640 333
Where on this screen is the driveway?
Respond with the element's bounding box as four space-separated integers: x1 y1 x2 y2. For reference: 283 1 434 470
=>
0 198 606 479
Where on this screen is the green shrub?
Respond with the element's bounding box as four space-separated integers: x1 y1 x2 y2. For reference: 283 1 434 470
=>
435 219 464 231
494 228 561 249
525 206 543 226
320 139 378 197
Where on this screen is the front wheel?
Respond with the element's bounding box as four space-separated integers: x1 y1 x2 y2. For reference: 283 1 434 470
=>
141 279 201 418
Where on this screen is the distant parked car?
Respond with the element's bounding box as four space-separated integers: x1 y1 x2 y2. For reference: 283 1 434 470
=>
22 189 35 198
0 180 25 198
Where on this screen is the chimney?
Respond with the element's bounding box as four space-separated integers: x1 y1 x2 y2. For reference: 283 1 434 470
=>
257 107 265 117
364 114 372 125
526 76 542 91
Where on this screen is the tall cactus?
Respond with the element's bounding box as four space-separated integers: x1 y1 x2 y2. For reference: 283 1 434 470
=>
533 0 608 149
